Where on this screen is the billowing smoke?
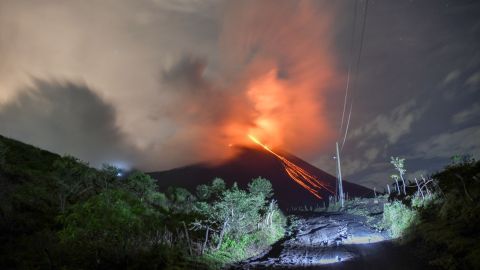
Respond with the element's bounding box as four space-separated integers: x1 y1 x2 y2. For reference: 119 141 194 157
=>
0 0 340 170
156 0 340 164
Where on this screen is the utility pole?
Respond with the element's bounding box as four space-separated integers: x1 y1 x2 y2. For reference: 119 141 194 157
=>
335 142 344 208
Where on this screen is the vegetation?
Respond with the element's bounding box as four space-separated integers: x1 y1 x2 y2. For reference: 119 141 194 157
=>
383 200 418 238
381 156 480 270
390 156 407 195
0 135 285 269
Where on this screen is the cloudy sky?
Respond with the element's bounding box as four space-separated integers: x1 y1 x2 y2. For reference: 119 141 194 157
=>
0 0 479 188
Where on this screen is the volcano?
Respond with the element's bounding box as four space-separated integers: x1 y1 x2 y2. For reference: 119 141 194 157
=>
149 146 372 209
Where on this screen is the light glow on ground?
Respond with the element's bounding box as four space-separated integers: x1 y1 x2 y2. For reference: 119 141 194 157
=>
315 252 354 265
343 234 387 244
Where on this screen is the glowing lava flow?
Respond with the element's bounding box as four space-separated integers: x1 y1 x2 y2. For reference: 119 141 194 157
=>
248 135 333 199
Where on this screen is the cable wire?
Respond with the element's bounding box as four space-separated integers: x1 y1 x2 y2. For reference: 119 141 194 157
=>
339 0 359 135
340 0 369 151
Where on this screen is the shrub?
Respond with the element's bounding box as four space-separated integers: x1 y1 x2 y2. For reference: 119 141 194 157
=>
383 200 418 238
58 189 160 267
382 159 480 270
193 178 286 268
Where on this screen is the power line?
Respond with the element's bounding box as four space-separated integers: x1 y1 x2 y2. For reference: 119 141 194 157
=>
339 0 359 136
340 0 369 151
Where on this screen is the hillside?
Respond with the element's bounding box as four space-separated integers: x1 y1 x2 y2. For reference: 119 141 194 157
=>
0 134 288 269
0 134 60 175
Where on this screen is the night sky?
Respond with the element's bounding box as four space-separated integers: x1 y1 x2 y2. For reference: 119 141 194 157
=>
0 0 479 189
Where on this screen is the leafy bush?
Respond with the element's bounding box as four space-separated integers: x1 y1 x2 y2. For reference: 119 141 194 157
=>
59 189 160 267
383 200 418 238
202 210 286 268
192 178 285 268
382 158 480 269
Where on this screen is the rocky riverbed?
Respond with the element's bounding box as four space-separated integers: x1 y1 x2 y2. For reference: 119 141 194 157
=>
232 212 432 269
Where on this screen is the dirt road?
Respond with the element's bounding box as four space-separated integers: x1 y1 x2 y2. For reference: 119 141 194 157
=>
233 212 432 269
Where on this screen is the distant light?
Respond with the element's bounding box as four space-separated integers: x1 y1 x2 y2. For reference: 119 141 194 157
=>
109 161 130 171
117 172 123 177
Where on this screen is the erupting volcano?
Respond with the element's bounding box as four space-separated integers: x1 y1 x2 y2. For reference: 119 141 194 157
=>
149 145 372 209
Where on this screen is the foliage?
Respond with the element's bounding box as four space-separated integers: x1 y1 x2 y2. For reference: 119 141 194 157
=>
0 134 286 269
342 195 387 229
191 178 285 268
382 157 480 269
390 157 406 175
166 186 196 213
59 189 160 267
383 200 418 238
52 155 96 212
122 170 159 203
201 209 286 268
196 178 226 203
248 177 273 199
391 156 407 195
0 141 6 167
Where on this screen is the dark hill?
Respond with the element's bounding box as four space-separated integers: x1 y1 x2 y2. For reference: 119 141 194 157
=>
149 146 372 209
0 134 60 174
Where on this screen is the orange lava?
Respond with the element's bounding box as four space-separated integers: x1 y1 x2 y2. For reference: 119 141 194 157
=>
248 135 333 199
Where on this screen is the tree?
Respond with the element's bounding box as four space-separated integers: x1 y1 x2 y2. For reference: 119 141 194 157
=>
391 174 401 195
196 178 227 203
196 184 210 201
52 156 95 212
391 157 407 195
213 184 264 249
210 178 226 198
248 177 273 200
96 164 121 190
193 179 268 251
166 187 195 213
248 177 277 228
450 154 474 166
123 170 158 203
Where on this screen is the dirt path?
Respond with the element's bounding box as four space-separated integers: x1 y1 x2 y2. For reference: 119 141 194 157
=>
232 212 432 269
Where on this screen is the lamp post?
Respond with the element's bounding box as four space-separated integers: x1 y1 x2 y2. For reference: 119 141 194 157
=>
335 142 344 208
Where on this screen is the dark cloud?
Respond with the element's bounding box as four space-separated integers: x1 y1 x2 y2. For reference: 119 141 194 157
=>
162 57 208 89
0 79 137 168
159 56 235 124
